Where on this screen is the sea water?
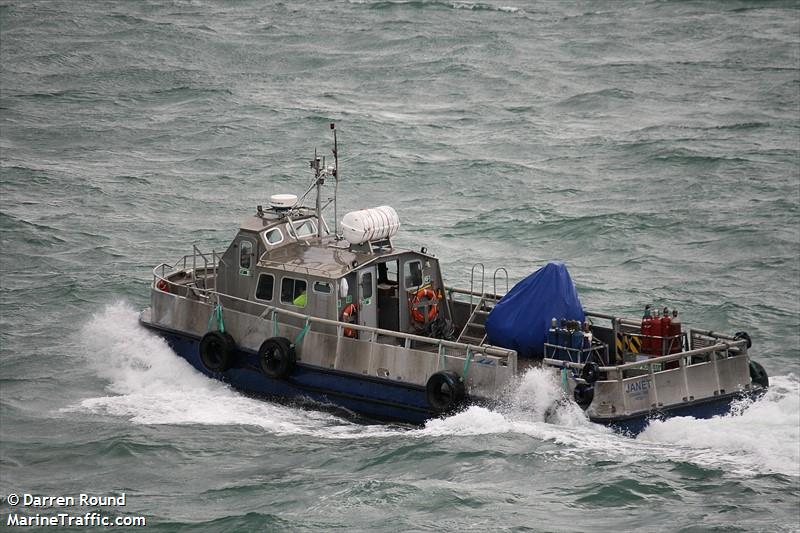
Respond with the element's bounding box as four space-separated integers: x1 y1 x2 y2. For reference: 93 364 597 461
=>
1 1 798 531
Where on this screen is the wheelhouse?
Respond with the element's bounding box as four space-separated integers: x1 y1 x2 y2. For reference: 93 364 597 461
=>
215 206 449 339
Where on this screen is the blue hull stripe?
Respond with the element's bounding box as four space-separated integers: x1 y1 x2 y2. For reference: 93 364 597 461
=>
592 390 763 435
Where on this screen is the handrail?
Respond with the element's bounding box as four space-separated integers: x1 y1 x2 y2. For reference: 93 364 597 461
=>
610 316 741 344
468 263 485 313
218 289 515 359
447 286 504 301
492 267 508 301
543 340 746 373
154 261 742 369
543 341 610 365
584 311 616 321
688 328 741 343
152 263 516 361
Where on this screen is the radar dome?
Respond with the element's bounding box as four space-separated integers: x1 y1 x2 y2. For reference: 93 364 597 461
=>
269 194 297 210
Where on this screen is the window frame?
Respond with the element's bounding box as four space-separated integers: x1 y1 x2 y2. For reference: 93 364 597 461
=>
254 272 275 302
287 219 317 240
280 276 308 307
239 240 254 270
404 260 423 288
360 271 373 300
263 227 284 246
312 281 332 295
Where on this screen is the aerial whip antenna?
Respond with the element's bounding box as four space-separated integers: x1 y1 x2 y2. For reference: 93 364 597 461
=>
331 123 340 238
310 147 324 237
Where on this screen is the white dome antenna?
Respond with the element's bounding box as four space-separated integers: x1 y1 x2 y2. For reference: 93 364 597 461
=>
269 194 297 210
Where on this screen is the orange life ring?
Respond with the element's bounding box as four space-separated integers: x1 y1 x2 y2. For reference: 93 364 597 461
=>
410 287 438 324
156 279 169 293
341 303 358 338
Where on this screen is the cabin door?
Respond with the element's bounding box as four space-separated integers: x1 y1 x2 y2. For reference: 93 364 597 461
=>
358 267 377 330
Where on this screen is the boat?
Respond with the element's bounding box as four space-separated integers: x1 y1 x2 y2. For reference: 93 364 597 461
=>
139 126 769 435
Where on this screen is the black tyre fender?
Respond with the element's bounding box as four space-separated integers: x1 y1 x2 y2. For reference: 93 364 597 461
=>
426 370 466 414
749 360 769 389
581 361 599 384
573 383 594 409
734 331 753 349
199 331 236 373
258 337 296 379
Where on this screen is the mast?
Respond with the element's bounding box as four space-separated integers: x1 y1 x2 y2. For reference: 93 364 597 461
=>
310 149 324 237
309 125 339 238
331 123 339 238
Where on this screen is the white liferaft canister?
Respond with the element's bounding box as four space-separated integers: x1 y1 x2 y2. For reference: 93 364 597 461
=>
341 206 400 245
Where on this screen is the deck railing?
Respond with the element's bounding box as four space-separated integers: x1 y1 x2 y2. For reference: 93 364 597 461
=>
544 338 749 410
152 261 518 370
543 341 610 366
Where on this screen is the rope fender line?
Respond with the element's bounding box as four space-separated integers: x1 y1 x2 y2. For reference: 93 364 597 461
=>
461 346 473 381
294 317 311 347
438 341 445 370
207 302 225 333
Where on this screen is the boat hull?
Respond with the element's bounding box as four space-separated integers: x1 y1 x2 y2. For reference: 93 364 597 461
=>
141 321 759 435
142 322 433 424
590 389 764 435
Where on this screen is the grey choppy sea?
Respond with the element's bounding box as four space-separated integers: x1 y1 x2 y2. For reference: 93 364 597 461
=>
1 1 799 531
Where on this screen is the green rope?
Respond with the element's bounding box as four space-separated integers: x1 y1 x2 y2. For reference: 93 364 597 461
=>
207 303 225 333
294 318 311 347
461 346 473 380
271 309 278 337
438 342 445 370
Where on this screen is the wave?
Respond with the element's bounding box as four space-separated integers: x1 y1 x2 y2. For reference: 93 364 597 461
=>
349 0 522 14
73 303 800 477
557 88 637 108
638 375 800 477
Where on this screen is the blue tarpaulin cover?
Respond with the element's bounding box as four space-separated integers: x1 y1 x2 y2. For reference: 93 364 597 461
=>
485 262 584 358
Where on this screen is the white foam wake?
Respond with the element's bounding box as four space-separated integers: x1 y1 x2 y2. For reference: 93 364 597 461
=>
70 302 347 434
418 368 800 477
637 374 800 477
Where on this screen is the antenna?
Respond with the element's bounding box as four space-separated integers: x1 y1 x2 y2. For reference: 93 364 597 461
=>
331 123 339 238
310 148 324 237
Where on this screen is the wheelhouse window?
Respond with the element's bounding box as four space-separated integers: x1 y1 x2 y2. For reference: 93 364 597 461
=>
289 219 317 239
240 241 253 269
264 228 284 245
255 273 274 301
404 260 422 288
360 272 373 299
313 281 332 294
281 277 307 308
378 260 398 286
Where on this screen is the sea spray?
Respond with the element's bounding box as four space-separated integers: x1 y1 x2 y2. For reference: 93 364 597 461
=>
72 302 314 432
638 374 800 477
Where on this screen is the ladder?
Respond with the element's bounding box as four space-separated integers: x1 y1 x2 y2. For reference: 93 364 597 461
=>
456 296 496 345
456 265 508 345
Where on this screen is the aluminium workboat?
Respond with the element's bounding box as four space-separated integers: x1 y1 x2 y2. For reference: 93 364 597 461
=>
139 127 768 434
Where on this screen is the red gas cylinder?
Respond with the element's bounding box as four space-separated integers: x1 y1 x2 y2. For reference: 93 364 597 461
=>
641 306 653 355
669 309 682 354
660 307 673 354
651 308 663 356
